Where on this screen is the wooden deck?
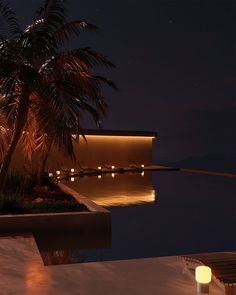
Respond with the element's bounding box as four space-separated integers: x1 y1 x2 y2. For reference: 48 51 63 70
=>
182 252 236 286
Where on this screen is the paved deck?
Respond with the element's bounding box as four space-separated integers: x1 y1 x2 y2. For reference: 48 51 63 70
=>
0 235 224 295
183 252 236 285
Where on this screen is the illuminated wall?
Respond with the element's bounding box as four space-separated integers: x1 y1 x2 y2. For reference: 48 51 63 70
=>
46 134 155 171
11 131 156 172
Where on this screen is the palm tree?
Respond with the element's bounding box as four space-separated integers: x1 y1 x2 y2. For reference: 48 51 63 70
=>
0 0 116 190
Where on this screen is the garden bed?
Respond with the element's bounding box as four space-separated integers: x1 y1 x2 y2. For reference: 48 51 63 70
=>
0 183 111 236
0 183 88 215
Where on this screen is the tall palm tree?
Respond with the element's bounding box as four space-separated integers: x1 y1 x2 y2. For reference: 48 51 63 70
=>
0 0 116 190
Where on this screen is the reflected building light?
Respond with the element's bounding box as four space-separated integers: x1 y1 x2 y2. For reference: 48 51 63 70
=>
74 173 157 207
56 170 60 175
70 177 75 182
141 171 145 177
91 190 156 207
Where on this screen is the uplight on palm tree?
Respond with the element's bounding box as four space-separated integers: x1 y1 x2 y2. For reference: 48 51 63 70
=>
0 0 117 190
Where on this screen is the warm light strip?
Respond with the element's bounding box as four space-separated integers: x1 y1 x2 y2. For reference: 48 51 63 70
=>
76 135 155 139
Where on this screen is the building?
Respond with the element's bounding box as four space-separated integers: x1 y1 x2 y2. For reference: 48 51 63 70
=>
11 130 157 172
46 130 157 171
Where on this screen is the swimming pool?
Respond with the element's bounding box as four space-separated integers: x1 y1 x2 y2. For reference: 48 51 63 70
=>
38 170 236 264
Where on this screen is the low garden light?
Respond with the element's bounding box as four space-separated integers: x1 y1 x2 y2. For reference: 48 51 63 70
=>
98 166 102 170
56 170 61 175
141 164 145 168
111 165 115 169
70 168 75 173
195 266 212 293
48 173 53 177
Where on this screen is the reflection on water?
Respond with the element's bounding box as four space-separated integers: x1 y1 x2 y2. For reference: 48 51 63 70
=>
63 172 157 207
36 172 156 265
35 171 236 266
34 230 111 266
40 250 81 265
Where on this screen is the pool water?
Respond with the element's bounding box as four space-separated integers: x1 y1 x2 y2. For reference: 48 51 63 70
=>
38 171 236 264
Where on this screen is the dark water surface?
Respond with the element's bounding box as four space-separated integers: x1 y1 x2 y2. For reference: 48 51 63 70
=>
38 171 236 264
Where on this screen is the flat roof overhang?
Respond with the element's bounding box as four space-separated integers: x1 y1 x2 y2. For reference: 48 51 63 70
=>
80 129 158 138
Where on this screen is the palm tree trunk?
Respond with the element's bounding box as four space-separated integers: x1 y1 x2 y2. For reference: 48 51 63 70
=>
36 137 53 186
0 89 30 192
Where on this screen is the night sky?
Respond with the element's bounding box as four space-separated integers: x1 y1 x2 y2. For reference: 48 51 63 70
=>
10 0 236 166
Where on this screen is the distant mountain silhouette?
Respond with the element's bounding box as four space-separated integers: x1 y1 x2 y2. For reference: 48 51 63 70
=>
157 153 236 173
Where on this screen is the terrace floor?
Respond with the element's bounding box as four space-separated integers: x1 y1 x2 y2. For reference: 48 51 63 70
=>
0 235 224 295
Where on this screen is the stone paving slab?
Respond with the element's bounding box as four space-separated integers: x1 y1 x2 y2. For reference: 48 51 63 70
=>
0 235 224 295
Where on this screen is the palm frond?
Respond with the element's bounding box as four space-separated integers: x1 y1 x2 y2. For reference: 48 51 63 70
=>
0 78 20 126
20 113 38 161
34 133 51 155
71 47 116 68
20 130 36 161
18 64 43 86
93 75 118 90
35 0 66 22
80 101 101 127
0 0 21 40
55 21 98 45
21 0 67 64
0 117 11 159
35 0 67 34
31 82 90 159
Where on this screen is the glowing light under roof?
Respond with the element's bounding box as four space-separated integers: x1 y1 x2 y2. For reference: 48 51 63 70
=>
82 135 155 139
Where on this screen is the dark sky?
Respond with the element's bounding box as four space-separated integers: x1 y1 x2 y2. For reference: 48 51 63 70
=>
10 0 236 163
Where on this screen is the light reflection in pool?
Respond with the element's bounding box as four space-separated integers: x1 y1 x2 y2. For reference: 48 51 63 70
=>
63 172 157 207
36 171 236 265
